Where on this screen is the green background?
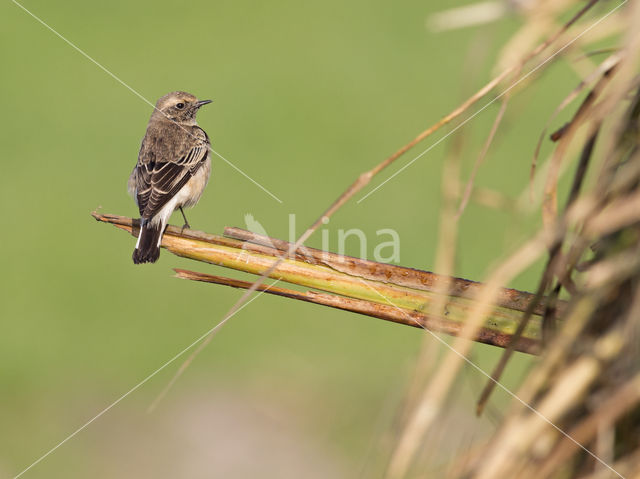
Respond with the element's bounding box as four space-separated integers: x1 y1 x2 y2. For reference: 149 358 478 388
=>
1 1 593 477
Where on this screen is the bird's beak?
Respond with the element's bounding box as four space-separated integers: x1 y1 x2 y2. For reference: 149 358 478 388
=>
196 100 213 108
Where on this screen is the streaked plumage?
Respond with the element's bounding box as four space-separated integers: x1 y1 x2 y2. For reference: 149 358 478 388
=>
128 91 212 264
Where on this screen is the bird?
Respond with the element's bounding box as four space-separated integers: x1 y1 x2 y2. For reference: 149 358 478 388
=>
128 91 212 264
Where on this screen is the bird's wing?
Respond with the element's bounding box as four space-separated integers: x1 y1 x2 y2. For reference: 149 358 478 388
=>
135 127 209 220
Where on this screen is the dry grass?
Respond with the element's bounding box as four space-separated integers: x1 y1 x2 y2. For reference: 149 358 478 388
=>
388 1 640 477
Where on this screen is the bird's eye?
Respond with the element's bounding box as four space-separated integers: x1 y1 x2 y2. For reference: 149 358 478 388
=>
176 102 185 109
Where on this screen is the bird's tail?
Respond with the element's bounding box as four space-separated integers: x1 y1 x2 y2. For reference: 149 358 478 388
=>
132 219 164 264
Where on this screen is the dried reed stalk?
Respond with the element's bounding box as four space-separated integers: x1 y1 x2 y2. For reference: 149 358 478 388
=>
93 211 548 354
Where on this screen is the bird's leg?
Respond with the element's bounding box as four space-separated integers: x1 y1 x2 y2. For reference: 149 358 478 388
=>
179 207 190 232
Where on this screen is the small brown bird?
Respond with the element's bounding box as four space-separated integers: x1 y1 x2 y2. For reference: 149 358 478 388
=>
128 91 212 264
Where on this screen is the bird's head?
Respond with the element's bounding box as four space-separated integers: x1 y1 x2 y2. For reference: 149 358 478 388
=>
153 91 211 124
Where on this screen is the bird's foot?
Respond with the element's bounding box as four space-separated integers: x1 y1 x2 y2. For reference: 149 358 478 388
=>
178 207 191 233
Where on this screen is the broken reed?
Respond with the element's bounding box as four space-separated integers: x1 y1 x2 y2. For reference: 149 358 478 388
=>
93 212 561 354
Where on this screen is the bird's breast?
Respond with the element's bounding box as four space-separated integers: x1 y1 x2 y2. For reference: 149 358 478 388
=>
179 156 212 208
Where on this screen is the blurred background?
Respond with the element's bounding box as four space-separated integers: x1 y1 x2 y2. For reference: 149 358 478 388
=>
0 0 613 477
